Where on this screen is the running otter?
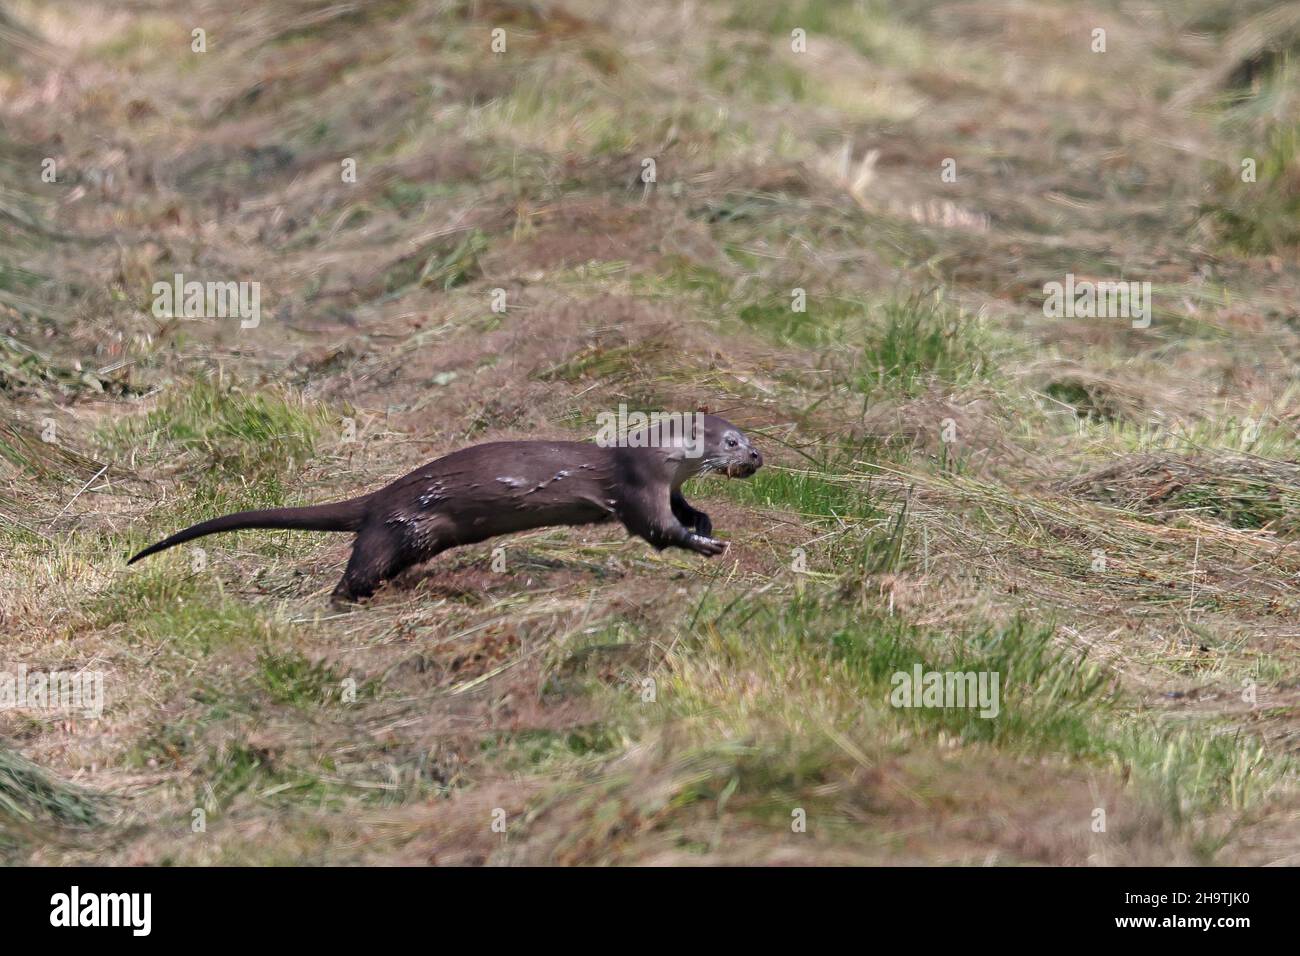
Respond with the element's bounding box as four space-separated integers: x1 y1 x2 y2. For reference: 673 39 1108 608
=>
128 414 762 603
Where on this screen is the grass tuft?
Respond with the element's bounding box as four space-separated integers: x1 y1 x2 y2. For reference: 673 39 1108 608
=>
99 378 331 482
858 296 993 395
0 746 104 855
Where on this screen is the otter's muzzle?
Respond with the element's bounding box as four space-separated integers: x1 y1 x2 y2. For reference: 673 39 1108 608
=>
726 447 762 478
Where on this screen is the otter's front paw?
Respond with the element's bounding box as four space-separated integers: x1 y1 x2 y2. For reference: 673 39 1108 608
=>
687 533 727 557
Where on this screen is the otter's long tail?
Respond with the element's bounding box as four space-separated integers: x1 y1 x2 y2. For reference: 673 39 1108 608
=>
127 496 371 565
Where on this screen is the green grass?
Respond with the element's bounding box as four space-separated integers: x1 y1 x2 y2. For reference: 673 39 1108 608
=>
378 229 489 297
736 296 865 347
0 260 43 294
516 590 1283 859
381 179 441 215
90 577 278 655
481 726 628 773
662 593 1282 822
0 330 109 398
725 0 933 69
1168 478 1295 532
857 295 993 395
533 341 663 383
196 736 419 815
0 746 102 827
1203 120 1300 254
713 464 879 521
506 582 1279 858
256 649 358 708
704 42 807 103
645 257 879 348
98 378 331 482
645 257 734 310
1043 379 1127 424
0 746 104 858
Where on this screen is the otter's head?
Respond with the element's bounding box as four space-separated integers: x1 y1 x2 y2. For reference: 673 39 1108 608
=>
695 414 763 480
621 411 763 486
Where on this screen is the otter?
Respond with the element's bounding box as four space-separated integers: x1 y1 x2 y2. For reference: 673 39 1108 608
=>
128 414 762 603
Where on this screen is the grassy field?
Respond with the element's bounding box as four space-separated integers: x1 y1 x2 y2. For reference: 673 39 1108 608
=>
1 0 1299 865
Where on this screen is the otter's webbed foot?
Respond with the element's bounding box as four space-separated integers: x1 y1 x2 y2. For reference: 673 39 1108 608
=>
685 533 727 557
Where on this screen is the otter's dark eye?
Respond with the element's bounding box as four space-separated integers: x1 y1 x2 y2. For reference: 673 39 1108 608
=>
726 437 738 447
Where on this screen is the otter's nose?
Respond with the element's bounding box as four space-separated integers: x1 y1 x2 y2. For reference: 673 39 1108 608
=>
749 448 762 467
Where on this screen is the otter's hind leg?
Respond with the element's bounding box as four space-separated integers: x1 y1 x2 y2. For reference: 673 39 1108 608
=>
332 525 405 604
